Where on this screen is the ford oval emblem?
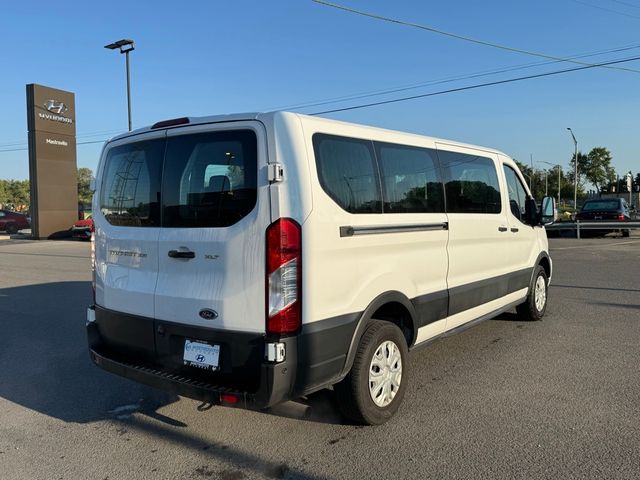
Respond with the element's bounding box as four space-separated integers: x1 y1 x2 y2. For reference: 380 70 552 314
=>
199 309 218 320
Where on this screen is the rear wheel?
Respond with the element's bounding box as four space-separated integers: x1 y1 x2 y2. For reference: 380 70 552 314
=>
622 229 630 238
5 223 18 234
516 265 548 321
335 320 408 425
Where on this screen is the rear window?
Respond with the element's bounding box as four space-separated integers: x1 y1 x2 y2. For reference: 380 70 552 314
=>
99 130 257 228
582 200 620 211
100 139 163 227
162 130 257 228
438 150 502 214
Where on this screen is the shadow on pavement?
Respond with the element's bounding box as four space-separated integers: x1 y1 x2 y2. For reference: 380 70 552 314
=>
0 281 177 423
122 414 328 480
0 280 344 426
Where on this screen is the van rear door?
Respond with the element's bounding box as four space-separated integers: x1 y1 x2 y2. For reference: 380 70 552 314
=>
95 130 165 320
154 122 270 333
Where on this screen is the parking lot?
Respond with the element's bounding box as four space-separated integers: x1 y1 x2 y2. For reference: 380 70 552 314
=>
0 235 639 480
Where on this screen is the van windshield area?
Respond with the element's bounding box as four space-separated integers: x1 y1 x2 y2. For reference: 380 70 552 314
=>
99 130 257 228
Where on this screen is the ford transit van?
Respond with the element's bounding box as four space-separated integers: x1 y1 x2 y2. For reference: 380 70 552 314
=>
87 112 554 425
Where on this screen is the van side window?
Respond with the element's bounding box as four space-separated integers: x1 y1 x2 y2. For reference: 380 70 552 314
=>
100 139 164 227
502 165 528 221
162 130 257 228
375 142 444 213
313 134 382 214
438 151 502 214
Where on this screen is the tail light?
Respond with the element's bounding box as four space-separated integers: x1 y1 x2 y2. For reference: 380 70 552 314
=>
266 218 301 335
90 231 96 304
617 214 625 221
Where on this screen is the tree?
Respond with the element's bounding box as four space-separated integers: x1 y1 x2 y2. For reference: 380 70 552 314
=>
584 147 615 193
0 179 30 210
77 167 94 205
568 151 589 196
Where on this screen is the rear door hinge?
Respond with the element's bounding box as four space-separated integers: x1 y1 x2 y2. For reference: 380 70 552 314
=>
268 163 283 183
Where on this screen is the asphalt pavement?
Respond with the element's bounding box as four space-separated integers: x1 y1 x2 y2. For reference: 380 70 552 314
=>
0 234 638 480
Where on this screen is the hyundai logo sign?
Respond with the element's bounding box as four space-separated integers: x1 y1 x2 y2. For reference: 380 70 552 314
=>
44 100 68 114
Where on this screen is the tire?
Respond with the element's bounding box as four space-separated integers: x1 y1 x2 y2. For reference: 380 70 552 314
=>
335 320 408 425
516 265 548 321
622 229 630 238
5 223 18 235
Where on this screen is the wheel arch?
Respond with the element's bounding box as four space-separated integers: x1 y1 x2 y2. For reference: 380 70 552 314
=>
339 291 417 378
535 251 552 283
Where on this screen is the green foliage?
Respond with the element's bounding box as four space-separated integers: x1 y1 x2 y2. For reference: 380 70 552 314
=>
77 167 94 205
584 147 615 192
0 179 30 210
0 167 94 210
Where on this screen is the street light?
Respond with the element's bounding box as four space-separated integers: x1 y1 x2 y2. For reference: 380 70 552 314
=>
105 39 135 131
539 161 561 205
567 127 578 211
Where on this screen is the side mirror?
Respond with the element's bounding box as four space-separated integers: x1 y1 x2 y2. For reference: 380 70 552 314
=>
540 196 556 225
524 198 538 226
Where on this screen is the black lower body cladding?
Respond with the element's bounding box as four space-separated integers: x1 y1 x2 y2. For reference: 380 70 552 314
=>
88 305 295 408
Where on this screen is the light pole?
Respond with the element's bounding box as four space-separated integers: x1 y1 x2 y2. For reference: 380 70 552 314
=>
539 161 561 205
529 154 534 190
567 128 578 211
105 39 135 131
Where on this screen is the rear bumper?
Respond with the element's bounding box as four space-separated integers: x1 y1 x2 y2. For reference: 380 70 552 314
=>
87 305 296 409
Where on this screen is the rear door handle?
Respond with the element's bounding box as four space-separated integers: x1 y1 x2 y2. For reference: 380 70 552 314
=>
498 226 508 232
168 250 195 259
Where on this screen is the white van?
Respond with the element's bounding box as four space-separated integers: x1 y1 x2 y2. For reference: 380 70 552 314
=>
87 112 554 425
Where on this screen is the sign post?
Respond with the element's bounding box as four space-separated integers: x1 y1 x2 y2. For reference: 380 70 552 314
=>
26 84 78 239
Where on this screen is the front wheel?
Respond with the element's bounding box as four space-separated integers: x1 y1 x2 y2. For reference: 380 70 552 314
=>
335 320 408 425
516 265 548 321
5 223 18 235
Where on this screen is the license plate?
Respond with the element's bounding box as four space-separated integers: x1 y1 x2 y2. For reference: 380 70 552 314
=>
183 340 220 371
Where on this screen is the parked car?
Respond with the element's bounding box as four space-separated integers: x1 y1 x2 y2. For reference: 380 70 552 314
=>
71 216 93 240
575 198 631 237
0 209 30 234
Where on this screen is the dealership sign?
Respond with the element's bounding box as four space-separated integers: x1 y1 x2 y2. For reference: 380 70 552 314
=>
26 84 78 239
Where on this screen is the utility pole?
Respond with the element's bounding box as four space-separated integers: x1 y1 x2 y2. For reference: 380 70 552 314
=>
567 128 578 211
529 154 534 191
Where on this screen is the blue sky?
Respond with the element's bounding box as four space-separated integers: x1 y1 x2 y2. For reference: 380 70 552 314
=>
1 0 639 181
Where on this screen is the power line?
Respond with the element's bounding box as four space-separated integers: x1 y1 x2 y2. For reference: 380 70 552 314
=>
310 54 640 115
274 43 640 112
609 0 640 9
312 0 640 74
0 139 106 154
571 0 640 18
0 128 123 149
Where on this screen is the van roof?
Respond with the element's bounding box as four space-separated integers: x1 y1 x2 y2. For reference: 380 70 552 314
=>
107 111 507 157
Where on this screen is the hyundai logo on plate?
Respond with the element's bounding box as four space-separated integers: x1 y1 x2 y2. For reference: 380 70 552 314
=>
199 309 218 320
196 354 205 362
44 100 68 114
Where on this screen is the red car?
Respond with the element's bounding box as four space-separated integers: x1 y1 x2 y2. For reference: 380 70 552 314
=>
72 216 94 240
0 209 30 234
